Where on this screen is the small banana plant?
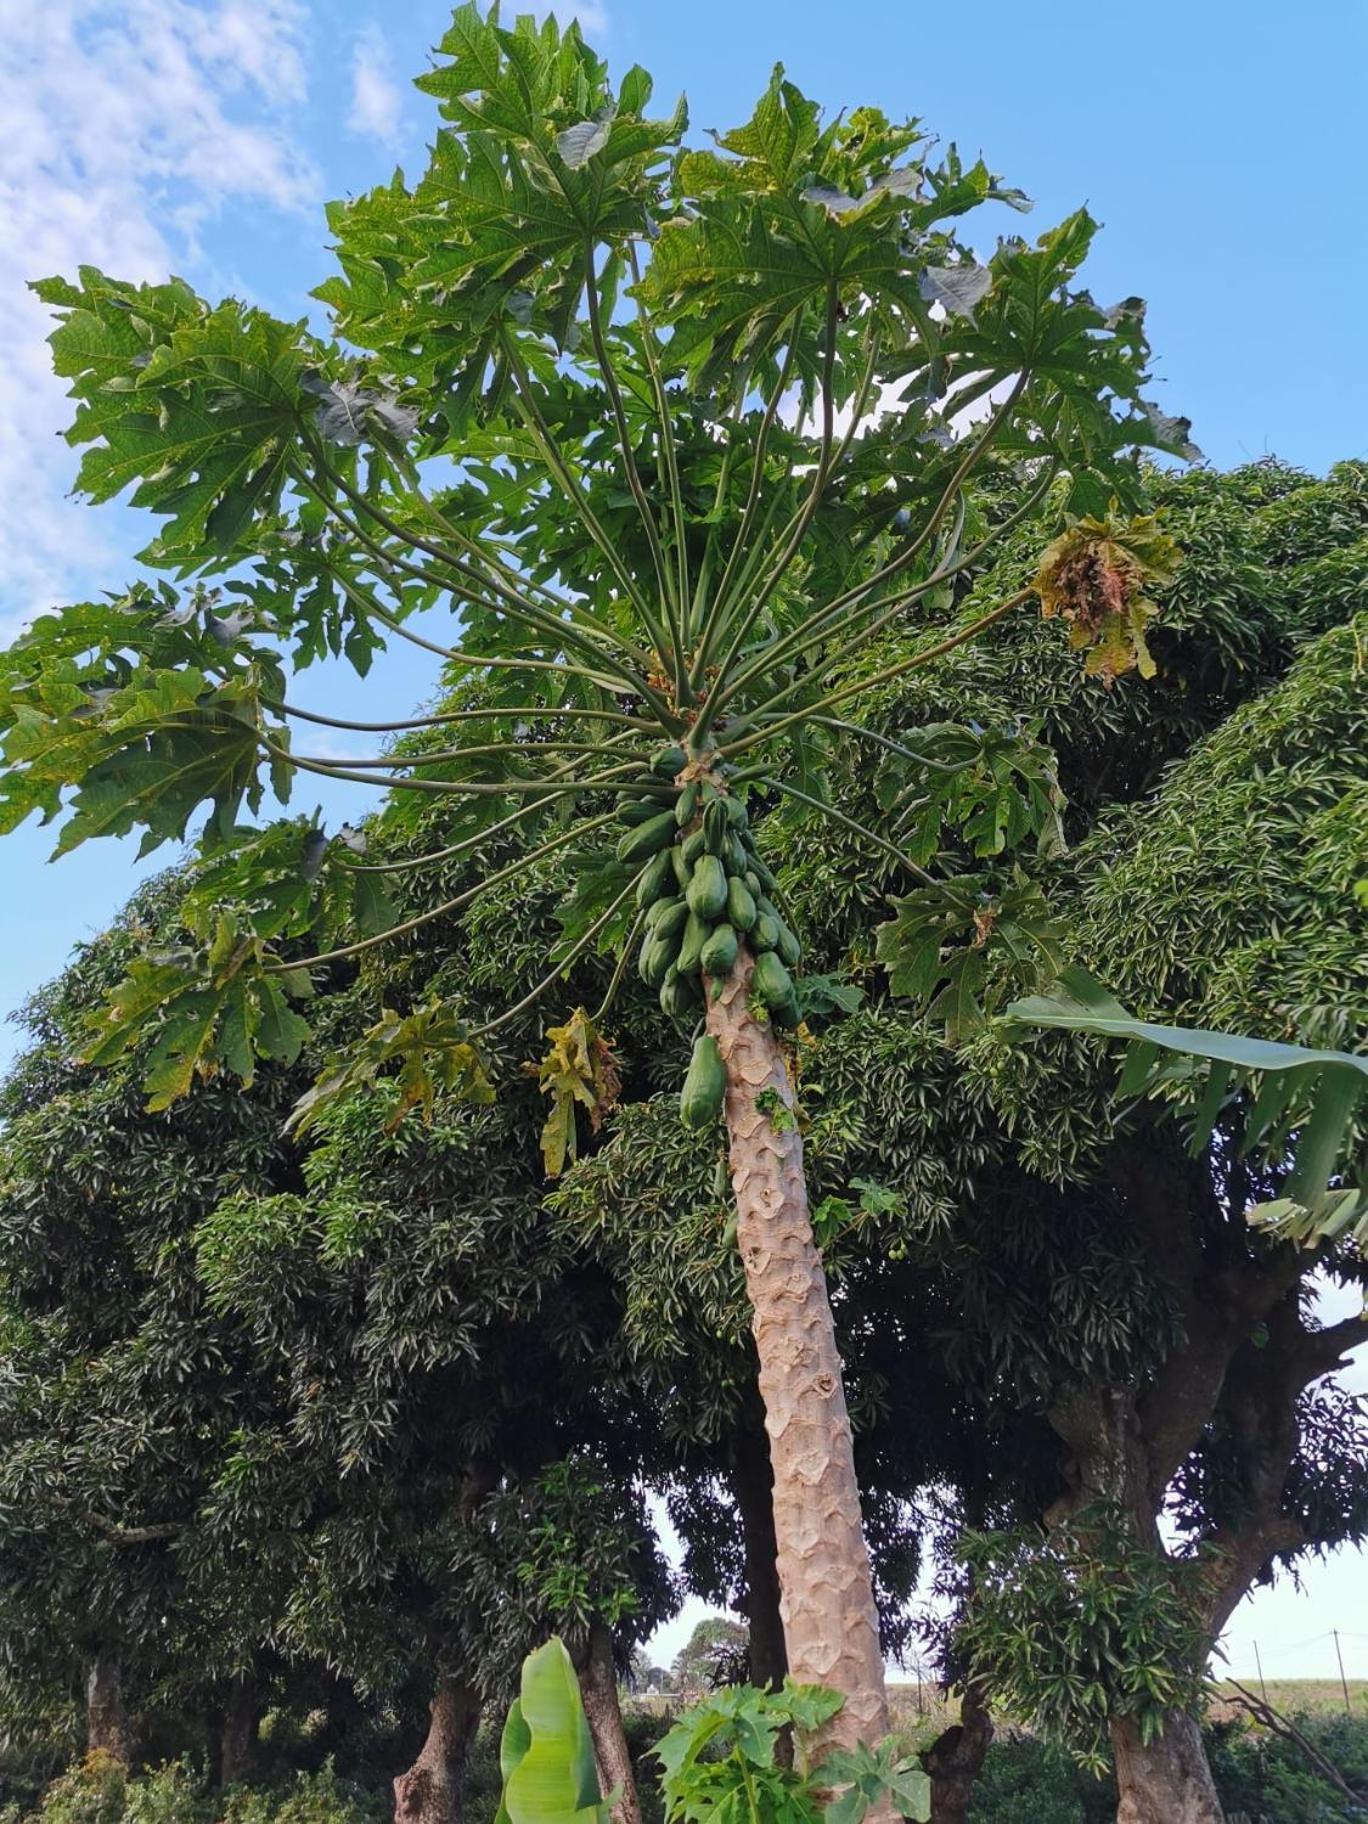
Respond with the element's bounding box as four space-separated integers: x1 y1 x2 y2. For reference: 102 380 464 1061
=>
496 1638 611 1824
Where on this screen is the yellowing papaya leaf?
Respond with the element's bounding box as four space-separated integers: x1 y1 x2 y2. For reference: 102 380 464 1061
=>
526 1007 621 1178
289 998 493 1137
1035 508 1180 685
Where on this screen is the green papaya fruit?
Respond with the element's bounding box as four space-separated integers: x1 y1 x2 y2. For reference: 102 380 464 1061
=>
751 909 781 953
659 965 702 1018
686 854 728 920
724 794 747 830
653 743 688 779
752 952 793 1012
703 798 730 856
675 780 700 828
616 810 677 865
775 919 802 969
671 844 691 891
680 1035 726 1130
726 876 758 933
744 870 762 897
750 852 778 892
637 848 675 909
639 932 676 989
725 833 749 877
647 897 689 943
616 794 664 826
677 909 712 976
682 828 706 867
700 923 738 976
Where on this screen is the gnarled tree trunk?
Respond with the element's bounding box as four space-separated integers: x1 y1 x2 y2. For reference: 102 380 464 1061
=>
220 1673 260 1786
393 1680 482 1824
730 1413 787 1691
706 948 889 1758
572 1619 640 1824
923 1684 993 1824
86 1650 133 1765
1111 1711 1225 1823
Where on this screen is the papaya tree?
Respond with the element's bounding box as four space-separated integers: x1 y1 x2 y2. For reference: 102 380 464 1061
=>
0 5 1192 1755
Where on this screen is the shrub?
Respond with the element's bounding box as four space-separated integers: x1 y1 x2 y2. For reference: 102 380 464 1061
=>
966 1736 1112 1824
221 1767 381 1824
1205 1713 1367 1824
31 1755 129 1824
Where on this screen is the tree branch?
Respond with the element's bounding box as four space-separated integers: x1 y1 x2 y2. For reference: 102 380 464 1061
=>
1300 1311 1368 1378
88 1514 183 1546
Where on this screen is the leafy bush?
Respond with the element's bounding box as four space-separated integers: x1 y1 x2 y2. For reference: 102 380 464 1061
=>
654 1683 931 1824
954 1509 1211 1768
221 1767 382 1824
118 1765 211 1824
15 1760 380 1824
1204 1713 1368 1824
965 1736 1112 1823
28 1756 130 1824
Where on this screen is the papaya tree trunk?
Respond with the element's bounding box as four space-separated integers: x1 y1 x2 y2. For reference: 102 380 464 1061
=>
730 1413 787 1692
572 1620 641 1824
705 948 889 1757
86 1649 133 1765
393 1680 482 1824
1110 1711 1225 1824
219 1672 260 1786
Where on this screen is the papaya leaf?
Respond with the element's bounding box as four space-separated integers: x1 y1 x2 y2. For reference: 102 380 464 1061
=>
1035 508 1181 684
77 912 312 1111
289 999 494 1138
877 875 1063 1038
525 1007 621 1178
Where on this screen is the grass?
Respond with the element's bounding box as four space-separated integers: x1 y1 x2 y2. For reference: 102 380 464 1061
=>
1209 1678 1368 1720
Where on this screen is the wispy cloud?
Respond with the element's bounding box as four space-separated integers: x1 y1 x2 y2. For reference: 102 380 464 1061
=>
0 0 316 635
348 24 404 145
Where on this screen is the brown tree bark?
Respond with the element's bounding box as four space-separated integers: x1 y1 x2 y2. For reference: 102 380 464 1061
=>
572 1619 641 1824
86 1649 133 1765
923 1684 993 1824
393 1680 482 1824
220 1673 260 1786
729 1415 787 1691
1111 1711 1225 1824
706 948 889 1760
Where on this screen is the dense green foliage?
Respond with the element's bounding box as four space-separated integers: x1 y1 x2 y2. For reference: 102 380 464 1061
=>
955 1511 1212 1769
10 1708 1368 1824
0 4 1188 1124
0 1757 384 1824
3 421 1366 1812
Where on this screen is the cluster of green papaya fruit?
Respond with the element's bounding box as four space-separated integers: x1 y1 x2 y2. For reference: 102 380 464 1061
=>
614 746 804 1131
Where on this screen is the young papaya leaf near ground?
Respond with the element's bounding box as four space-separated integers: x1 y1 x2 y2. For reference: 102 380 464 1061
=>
0 4 1193 1756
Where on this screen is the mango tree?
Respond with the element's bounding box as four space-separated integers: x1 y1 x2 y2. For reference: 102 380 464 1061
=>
0 5 1190 1756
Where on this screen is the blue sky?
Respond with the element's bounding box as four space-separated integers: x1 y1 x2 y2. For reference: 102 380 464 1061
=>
0 0 1364 1677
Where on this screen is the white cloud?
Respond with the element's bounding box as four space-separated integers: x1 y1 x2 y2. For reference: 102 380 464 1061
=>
348 24 404 145
0 0 316 635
